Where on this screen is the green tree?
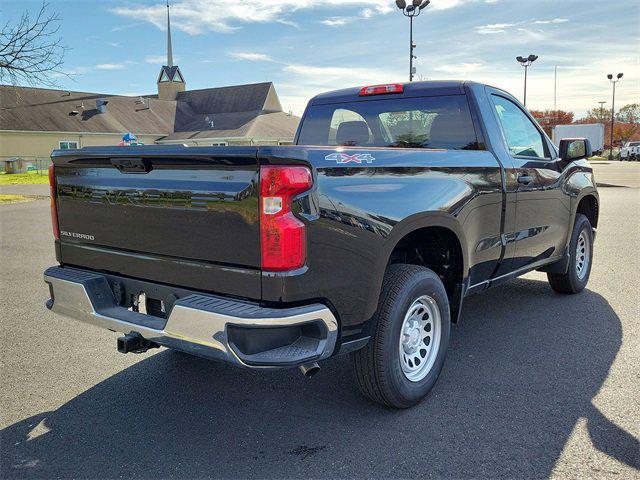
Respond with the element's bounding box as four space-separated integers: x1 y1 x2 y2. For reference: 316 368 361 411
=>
577 104 610 124
616 103 639 124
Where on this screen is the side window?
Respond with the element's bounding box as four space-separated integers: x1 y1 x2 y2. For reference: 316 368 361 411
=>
328 109 371 146
59 141 79 150
492 95 547 158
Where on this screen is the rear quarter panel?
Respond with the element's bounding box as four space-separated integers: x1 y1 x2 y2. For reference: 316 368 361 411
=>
259 146 503 338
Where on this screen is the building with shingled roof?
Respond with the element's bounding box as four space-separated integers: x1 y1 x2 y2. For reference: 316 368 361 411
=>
0 3 299 170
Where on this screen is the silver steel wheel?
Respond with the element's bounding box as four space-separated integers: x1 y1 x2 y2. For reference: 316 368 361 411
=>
575 229 591 280
398 295 442 382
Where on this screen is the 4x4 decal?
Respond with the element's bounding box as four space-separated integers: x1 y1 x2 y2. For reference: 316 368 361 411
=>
325 152 375 164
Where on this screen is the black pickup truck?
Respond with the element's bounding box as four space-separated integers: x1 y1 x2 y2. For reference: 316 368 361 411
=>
44 81 599 408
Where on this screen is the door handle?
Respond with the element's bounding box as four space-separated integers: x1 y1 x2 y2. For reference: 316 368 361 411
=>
518 174 534 185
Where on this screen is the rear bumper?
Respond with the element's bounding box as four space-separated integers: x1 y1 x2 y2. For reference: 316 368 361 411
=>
44 266 338 368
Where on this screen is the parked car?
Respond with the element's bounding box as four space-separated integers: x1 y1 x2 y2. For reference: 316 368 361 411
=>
552 123 604 156
620 141 640 161
44 81 599 408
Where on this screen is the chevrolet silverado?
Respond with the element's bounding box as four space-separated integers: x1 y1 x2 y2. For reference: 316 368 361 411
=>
44 81 599 408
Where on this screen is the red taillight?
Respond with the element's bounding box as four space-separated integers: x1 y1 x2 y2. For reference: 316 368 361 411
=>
48 164 60 240
260 166 313 272
359 83 404 96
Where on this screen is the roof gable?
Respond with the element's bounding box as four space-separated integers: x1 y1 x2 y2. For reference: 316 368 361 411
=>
177 82 278 115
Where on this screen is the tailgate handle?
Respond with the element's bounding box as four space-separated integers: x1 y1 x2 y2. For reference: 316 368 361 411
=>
111 158 152 174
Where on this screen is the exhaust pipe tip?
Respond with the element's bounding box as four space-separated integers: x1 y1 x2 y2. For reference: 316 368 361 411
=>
299 362 321 378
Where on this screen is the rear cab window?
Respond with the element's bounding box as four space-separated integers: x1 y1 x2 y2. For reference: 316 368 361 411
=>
298 95 480 150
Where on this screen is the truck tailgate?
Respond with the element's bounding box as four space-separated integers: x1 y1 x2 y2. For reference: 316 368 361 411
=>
52 146 261 298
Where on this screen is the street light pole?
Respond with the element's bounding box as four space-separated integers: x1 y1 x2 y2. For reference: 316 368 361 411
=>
607 73 624 160
516 55 538 107
396 0 430 82
410 14 415 82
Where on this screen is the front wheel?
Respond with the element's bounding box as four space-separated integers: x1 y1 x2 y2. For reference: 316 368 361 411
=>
351 264 451 409
547 214 594 294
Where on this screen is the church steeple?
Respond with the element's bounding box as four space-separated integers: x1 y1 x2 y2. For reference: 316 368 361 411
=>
166 1 173 67
157 1 185 101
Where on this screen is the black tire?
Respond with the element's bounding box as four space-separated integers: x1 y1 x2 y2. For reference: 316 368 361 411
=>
547 214 594 294
351 264 451 409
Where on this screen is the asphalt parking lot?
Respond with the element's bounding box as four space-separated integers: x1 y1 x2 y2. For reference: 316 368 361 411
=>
1 162 638 479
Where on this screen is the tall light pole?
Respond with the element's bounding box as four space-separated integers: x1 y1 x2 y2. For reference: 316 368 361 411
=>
395 0 430 82
516 54 538 107
607 73 623 160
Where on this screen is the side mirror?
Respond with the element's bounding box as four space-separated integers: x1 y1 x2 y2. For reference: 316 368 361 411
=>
559 138 592 161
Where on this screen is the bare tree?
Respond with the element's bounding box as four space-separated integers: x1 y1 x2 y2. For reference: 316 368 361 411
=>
0 2 67 87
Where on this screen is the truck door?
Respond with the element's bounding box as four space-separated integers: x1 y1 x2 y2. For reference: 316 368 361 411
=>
488 92 571 271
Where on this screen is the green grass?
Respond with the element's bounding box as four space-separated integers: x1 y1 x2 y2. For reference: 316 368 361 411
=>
0 194 34 204
0 170 49 185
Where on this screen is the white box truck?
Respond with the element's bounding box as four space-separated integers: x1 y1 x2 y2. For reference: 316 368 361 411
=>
552 124 605 156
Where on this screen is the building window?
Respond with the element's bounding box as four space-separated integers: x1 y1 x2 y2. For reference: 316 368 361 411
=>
59 141 79 150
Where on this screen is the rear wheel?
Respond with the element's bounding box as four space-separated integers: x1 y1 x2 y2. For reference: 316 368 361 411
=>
351 264 451 409
548 214 593 294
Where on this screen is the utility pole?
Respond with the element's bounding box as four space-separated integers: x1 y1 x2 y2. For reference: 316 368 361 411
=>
607 73 624 160
395 0 431 82
553 65 557 110
598 101 607 122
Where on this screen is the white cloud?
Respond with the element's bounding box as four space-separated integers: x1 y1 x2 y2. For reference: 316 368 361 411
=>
107 42 121 48
283 63 402 90
53 66 93 77
111 22 142 32
321 17 353 27
95 63 125 70
475 23 514 34
362 8 375 18
228 52 275 62
434 62 483 75
430 0 469 9
110 1 402 34
144 55 178 64
475 17 569 36
533 18 569 25
515 27 545 41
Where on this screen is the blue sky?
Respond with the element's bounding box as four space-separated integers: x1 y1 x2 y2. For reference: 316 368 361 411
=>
3 0 638 116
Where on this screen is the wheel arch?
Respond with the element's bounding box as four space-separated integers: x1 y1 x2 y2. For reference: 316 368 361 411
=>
575 192 599 229
364 213 469 325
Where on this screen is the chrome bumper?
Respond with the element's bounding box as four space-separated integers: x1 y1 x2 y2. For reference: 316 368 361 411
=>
44 266 338 367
